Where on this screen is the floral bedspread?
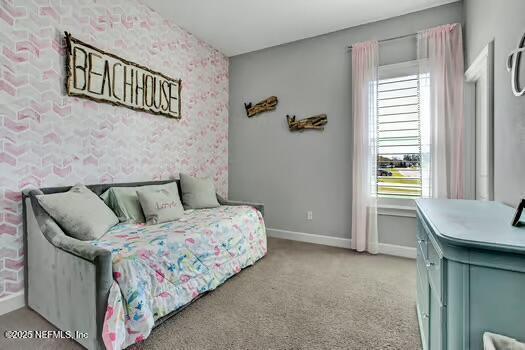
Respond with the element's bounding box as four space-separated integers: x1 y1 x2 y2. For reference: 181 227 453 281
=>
90 206 267 349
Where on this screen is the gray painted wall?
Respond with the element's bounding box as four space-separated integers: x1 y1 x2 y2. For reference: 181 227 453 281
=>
229 3 463 246
464 0 525 206
378 215 417 248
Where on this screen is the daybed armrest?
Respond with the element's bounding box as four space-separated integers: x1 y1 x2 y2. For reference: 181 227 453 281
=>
23 188 113 350
24 189 111 263
216 193 264 217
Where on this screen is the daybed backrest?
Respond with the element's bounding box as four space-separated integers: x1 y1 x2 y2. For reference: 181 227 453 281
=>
37 179 180 196
23 179 182 248
24 179 181 246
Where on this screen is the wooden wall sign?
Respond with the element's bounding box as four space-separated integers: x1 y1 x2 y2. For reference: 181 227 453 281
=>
286 114 328 131
244 96 278 117
65 32 181 118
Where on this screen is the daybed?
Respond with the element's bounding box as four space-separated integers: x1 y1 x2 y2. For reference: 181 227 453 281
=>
22 180 266 350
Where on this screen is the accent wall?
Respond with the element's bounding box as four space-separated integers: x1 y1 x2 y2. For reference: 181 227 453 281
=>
0 0 229 301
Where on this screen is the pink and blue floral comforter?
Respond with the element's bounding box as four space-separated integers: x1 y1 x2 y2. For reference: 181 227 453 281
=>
90 206 267 349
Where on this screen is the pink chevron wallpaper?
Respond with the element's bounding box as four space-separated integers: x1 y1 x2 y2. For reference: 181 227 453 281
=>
0 0 229 299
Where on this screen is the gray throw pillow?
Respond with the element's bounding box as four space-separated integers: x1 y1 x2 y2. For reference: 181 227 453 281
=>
179 173 220 209
37 184 118 241
100 186 146 223
100 183 178 223
137 183 184 225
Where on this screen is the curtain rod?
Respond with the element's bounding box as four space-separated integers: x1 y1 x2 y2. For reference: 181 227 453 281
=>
347 32 416 50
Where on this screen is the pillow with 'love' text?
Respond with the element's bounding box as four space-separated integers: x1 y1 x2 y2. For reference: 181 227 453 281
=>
136 183 184 225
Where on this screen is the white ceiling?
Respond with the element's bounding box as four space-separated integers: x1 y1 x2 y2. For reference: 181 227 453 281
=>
145 0 459 57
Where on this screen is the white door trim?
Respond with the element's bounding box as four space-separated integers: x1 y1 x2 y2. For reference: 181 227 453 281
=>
465 41 494 201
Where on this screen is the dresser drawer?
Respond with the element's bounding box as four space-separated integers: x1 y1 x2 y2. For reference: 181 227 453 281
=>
429 286 446 350
416 269 429 350
426 237 445 305
416 235 430 350
416 219 429 260
417 213 445 305
417 239 428 288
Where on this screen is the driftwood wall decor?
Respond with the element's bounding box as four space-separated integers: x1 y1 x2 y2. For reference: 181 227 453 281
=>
65 32 182 119
286 114 328 131
244 96 278 117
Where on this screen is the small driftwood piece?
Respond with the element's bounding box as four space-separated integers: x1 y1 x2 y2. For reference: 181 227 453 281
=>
244 96 278 117
286 114 328 131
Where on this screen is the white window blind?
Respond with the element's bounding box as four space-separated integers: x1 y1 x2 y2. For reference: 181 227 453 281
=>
376 62 430 198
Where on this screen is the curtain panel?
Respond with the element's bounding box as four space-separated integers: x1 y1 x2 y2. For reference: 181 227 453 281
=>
417 23 465 199
351 40 379 254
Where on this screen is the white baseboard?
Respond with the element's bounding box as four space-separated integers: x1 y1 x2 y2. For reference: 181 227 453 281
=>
266 228 415 259
378 242 416 259
267 228 352 249
0 291 25 316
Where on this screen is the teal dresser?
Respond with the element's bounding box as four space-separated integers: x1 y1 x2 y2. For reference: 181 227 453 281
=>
415 199 525 350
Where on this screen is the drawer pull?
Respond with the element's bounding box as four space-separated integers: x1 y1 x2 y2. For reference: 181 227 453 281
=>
423 313 429 319
425 261 435 268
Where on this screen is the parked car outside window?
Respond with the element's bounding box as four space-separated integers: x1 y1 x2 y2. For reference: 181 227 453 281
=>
377 168 392 177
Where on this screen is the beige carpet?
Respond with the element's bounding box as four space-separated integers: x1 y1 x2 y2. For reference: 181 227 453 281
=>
0 238 421 350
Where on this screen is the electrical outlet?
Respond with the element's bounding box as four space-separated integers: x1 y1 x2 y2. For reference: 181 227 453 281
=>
307 211 313 220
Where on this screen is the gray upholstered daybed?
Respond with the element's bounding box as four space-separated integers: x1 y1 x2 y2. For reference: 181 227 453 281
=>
23 179 265 350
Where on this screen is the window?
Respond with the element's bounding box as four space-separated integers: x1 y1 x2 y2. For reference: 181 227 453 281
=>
376 61 430 199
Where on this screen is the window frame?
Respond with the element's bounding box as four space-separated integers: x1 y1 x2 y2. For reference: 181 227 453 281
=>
375 59 429 209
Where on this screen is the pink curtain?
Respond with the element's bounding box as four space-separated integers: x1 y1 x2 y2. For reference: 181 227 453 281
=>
351 40 378 254
418 24 464 199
